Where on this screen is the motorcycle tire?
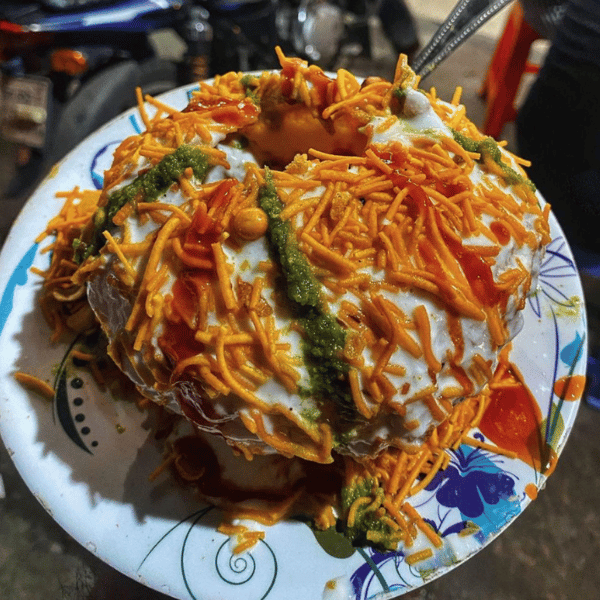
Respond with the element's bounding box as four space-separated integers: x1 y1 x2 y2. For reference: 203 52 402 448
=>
137 57 179 98
53 57 178 162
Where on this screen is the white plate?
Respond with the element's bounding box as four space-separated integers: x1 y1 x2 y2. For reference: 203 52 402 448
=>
0 84 587 600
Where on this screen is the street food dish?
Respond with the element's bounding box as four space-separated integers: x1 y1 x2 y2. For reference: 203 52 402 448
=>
38 51 549 468
0 50 585 599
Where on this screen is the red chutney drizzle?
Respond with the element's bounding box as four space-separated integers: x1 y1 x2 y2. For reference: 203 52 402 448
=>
372 145 411 189
479 365 546 471
160 316 204 366
159 274 211 365
445 233 508 311
553 374 586 402
490 220 511 246
185 96 260 128
374 145 508 312
158 181 238 370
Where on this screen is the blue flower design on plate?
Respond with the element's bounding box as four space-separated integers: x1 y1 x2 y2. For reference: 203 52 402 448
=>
531 236 586 448
528 236 579 318
0 243 38 337
350 547 423 600
90 141 122 189
423 442 520 539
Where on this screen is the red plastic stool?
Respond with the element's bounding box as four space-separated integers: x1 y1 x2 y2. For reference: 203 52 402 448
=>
479 2 542 139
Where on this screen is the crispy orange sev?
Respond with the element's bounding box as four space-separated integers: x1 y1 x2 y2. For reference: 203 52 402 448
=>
70 349 96 362
13 372 55 400
405 548 434 565
413 305 443 372
349 369 373 419
462 435 518 459
102 230 136 280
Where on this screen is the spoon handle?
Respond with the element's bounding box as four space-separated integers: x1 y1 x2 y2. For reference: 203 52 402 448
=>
410 0 514 77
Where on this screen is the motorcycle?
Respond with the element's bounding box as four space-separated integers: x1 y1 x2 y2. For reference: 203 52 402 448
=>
277 0 418 69
0 0 280 200
0 0 416 200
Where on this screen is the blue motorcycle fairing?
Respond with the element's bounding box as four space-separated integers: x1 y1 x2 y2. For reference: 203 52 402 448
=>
3 0 184 33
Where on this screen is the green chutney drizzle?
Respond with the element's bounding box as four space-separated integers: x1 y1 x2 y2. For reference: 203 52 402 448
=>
258 170 358 429
240 74 260 105
73 145 210 263
341 478 399 549
451 130 535 191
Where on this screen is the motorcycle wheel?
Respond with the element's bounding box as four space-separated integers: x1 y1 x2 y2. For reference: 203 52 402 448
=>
137 57 178 98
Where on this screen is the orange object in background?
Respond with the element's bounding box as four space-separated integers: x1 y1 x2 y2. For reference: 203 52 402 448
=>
50 48 88 76
479 2 542 139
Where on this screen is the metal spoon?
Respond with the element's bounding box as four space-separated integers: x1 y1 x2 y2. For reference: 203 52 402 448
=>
410 0 514 77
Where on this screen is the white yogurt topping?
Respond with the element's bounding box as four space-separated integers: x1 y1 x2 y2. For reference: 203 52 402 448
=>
87 79 546 459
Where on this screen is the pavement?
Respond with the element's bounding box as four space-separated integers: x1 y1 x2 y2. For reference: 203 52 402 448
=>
1 7 599 600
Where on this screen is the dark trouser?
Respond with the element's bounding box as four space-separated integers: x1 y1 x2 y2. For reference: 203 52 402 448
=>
516 51 600 251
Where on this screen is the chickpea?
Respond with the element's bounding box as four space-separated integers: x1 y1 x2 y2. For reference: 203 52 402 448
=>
232 207 268 241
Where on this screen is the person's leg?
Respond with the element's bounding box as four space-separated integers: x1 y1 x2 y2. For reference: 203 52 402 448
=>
517 55 600 251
